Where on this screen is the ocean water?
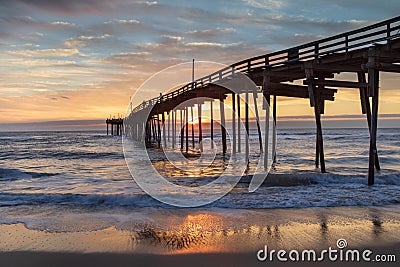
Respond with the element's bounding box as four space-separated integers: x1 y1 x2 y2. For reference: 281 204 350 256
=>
0 128 399 231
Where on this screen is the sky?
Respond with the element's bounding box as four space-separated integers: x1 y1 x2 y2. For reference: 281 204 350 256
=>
0 0 399 130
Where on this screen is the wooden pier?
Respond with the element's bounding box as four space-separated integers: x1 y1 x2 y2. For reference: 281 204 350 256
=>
123 16 400 185
106 118 123 136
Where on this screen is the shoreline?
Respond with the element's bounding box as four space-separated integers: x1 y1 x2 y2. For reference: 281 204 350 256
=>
1 205 399 255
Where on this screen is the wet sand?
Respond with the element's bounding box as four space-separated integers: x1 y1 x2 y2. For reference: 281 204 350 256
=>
0 205 399 266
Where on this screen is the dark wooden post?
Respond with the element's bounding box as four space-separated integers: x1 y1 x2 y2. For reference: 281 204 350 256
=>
252 88 263 152
237 94 241 153
185 107 189 152
167 111 170 143
210 100 214 149
367 48 380 185
358 72 380 170
232 93 236 154
220 97 227 154
263 92 270 169
157 115 161 148
198 103 203 152
106 122 109 135
152 118 156 141
172 110 176 149
162 112 166 148
180 110 184 150
191 107 195 148
245 90 249 162
272 95 277 163
306 68 325 173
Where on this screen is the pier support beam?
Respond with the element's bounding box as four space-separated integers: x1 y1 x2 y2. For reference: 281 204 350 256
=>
157 115 161 148
253 88 263 152
306 68 326 173
237 94 241 153
198 103 203 152
358 72 380 171
210 100 214 149
272 95 277 163
191 107 195 148
232 93 236 154
220 97 227 155
180 110 184 150
162 112 166 148
185 107 189 153
263 92 270 169
367 48 380 185
167 111 170 143
245 90 250 163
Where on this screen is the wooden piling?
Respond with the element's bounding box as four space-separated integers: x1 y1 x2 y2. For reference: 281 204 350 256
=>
245 90 249 163
157 116 161 148
210 100 214 149
162 112 166 148
185 107 189 153
220 97 227 154
314 91 326 173
172 110 176 149
272 95 277 163
167 111 170 142
367 49 380 185
252 88 263 152
358 72 380 170
198 103 203 152
180 110 184 150
191 106 195 148
237 94 241 153
263 92 270 169
232 93 236 154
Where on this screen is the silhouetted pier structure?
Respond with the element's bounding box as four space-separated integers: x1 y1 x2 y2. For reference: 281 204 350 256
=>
106 118 123 136
124 16 400 185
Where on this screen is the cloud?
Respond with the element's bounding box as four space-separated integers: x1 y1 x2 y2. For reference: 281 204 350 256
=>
64 34 111 48
104 19 140 25
50 21 76 27
10 59 77 67
243 0 286 9
7 48 80 57
186 28 236 40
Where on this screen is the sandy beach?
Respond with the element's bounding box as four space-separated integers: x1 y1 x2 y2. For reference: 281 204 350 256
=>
1 205 399 266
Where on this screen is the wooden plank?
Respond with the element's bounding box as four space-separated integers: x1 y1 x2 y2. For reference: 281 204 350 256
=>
301 63 363 73
304 79 368 88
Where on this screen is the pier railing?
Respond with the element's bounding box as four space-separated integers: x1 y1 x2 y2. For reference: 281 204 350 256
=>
130 16 400 114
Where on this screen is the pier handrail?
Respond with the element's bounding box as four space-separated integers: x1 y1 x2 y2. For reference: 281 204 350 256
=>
130 16 400 114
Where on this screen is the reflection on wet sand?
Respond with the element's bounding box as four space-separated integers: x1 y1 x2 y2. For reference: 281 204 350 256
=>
121 208 400 254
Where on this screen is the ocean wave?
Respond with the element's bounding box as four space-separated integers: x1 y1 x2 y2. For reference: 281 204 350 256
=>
0 168 61 181
1 171 399 209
